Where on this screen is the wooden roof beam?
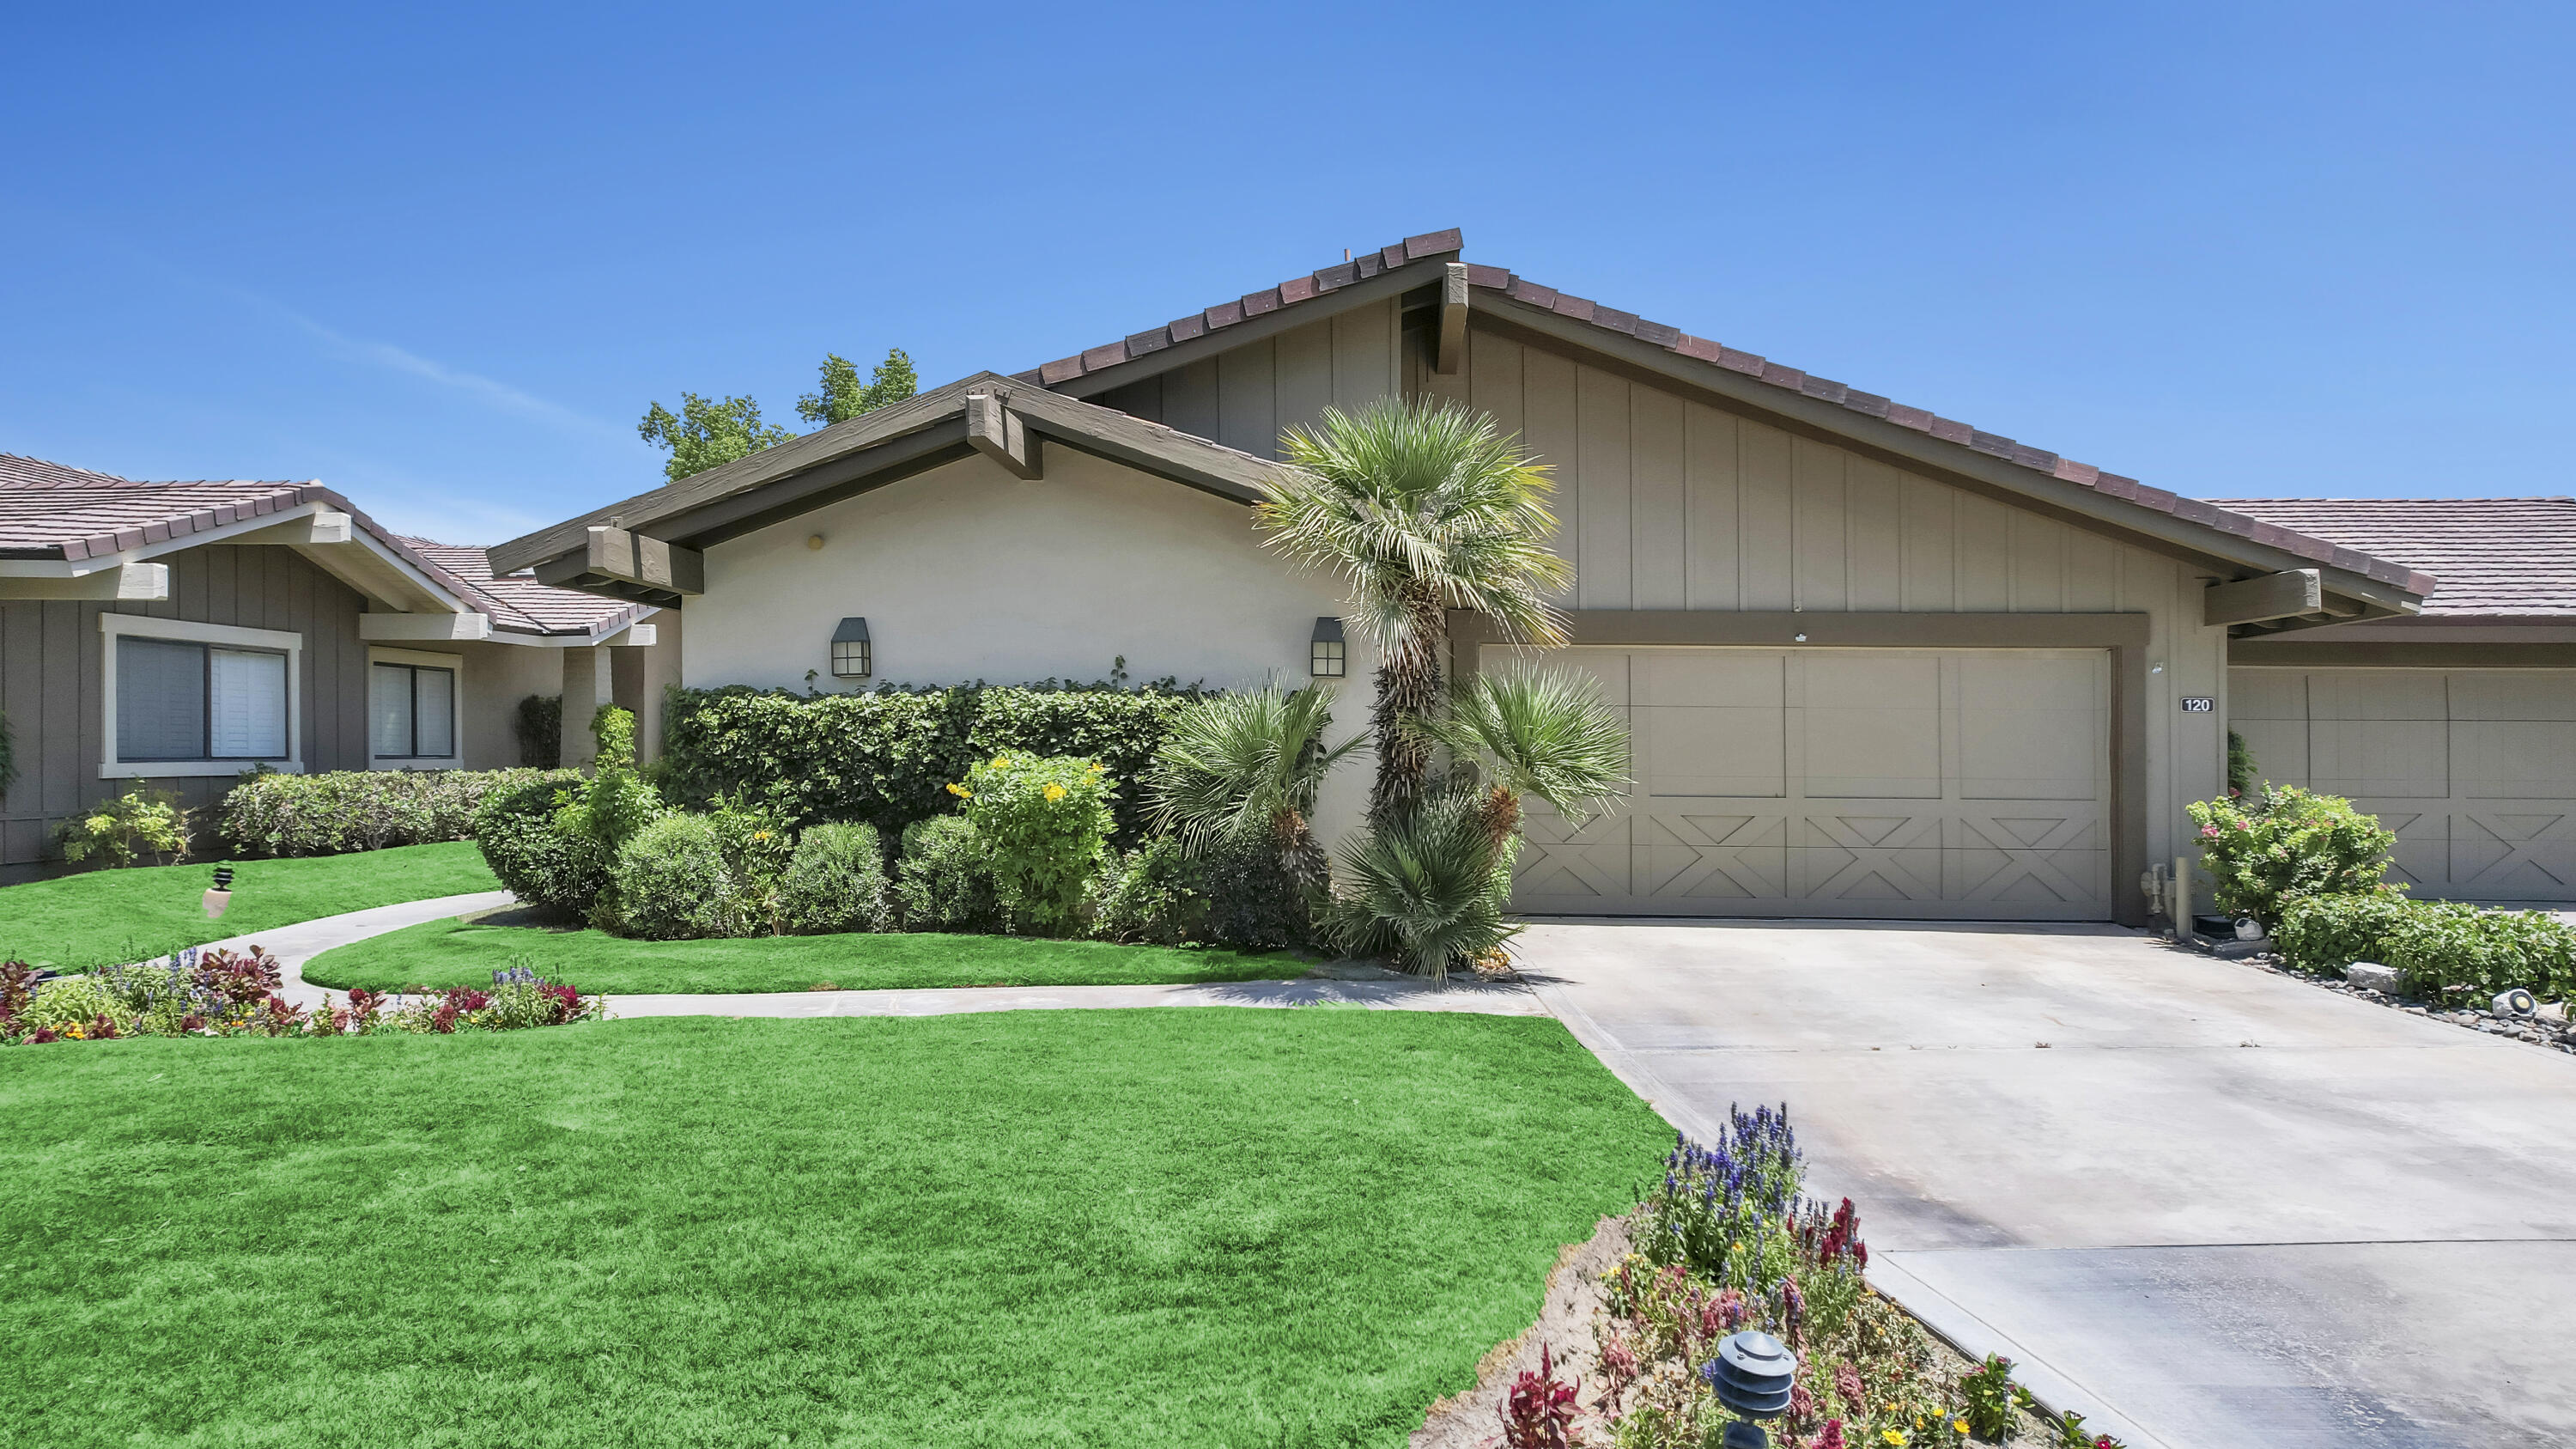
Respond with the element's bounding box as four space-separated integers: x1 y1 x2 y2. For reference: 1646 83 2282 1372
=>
2206 569 2323 627
966 390 1042 479
1434 263 1469 375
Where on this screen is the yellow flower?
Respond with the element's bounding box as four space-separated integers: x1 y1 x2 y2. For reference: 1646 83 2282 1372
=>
1043 782 1067 801
991 756 1012 770
752 830 773 842
1952 1420 1970 1436
945 782 969 797
1880 1432 1907 1447
1087 763 1103 774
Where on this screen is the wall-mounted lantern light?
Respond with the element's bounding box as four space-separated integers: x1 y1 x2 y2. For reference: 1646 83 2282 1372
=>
1310 617 1346 679
829 617 872 679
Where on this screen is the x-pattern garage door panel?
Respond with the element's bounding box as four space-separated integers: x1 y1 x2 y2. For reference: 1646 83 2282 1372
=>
1507 646 2111 919
2233 667 2576 903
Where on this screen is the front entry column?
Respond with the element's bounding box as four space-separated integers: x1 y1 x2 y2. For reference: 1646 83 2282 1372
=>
559 645 612 768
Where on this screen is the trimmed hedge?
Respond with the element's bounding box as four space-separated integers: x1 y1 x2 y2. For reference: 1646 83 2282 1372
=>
470 772 605 913
659 678 1206 845
219 769 566 857
2275 892 2576 1001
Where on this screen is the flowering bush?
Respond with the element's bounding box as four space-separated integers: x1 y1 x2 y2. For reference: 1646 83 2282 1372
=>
1584 1106 2068 1449
57 783 191 868
2187 786 2400 931
2 947 601 1045
952 752 1115 935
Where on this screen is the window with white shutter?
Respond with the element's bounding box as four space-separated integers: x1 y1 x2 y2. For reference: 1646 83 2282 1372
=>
369 659 458 759
100 615 302 776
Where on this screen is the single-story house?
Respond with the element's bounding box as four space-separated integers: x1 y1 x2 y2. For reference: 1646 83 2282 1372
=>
0 454 679 879
489 228 2575 923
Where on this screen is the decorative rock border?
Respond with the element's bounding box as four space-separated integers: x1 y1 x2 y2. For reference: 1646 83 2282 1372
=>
2228 949 2576 1056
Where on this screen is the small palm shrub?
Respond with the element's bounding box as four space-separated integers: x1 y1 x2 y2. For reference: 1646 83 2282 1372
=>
895 815 1006 933
2188 785 2399 931
611 814 750 940
954 752 1115 935
777 822 893 935
58 784 191 868
1143 685 1360 892
472 776 607 913
1324 788 1514 979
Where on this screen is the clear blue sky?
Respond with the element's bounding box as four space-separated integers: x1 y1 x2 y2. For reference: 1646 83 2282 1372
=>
5 2 2568 545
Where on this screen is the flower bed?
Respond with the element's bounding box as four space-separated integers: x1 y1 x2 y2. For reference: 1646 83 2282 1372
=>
1428 1107 2118 1448
0 947 600 1046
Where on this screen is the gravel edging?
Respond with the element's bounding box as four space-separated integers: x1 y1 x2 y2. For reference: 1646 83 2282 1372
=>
2231 950 2576 1054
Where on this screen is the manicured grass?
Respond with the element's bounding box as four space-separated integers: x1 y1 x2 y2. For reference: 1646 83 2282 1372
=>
0 841 498 971
0 1010 1667 1448
304 916 1306 995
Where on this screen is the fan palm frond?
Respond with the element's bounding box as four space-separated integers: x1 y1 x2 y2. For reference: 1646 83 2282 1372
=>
1141 685 1362 887
1431 667 1631 832
1322 788 1516 981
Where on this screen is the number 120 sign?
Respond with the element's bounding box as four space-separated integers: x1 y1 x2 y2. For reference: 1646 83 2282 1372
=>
2179 697 2216 713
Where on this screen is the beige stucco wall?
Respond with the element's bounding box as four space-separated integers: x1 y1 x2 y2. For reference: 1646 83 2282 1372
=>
683 447 1382 843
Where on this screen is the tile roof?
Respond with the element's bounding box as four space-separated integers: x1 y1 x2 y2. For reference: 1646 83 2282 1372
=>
0 454 640 636
401 538 650 636
1017 232 2439 600
2207 498 2576 617
1010 229 1463 388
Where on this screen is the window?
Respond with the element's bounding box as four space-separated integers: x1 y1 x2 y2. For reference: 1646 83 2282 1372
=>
115 637 289 761
371 661 457 759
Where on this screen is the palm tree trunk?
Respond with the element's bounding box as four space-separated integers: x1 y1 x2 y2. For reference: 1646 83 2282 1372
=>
1273 807 1331 897
1369 586 1445 829
1474 782 1520 853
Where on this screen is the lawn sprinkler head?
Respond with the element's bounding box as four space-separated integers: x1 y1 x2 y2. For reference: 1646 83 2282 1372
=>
2494 987 2537 1018
1704 1330 1797 1449
203 866 235 921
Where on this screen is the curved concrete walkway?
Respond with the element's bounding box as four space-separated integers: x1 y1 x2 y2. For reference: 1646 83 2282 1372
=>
245 892 1541 1019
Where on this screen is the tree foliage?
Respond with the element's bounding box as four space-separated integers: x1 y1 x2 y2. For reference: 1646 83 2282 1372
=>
1142 685 1360 890
638 393 793 483
798 347 918 427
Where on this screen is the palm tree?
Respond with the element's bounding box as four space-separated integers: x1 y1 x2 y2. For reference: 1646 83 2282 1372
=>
1141 685 1363 892
1256 399 1571 828
1322 788 1517 982
1429 667 1631 850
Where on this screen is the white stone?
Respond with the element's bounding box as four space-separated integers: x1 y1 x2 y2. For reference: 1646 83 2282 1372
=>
2345 961 2401 993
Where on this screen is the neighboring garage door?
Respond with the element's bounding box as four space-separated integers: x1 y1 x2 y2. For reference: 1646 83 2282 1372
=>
2230 668 2576 904
1504 647 2112 919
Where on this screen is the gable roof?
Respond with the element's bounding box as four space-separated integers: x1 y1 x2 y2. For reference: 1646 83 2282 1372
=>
2208 498 2576 618
0 454 642 637
402 539 655 637
1016 230 2438 612
488 373 1288 577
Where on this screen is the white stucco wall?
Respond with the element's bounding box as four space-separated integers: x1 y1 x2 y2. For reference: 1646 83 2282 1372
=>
682 447 1382 843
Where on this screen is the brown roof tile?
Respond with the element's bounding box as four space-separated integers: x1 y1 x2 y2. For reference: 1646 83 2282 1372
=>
2209 499 2576 615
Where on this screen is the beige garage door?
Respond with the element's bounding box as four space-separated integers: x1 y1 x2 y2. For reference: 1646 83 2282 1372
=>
2230 668 2576 904
1504 647 2112 919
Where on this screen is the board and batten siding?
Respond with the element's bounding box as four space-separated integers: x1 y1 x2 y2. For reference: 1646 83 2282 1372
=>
1411 324 2230 883
0 544 371 872
1086 301 1400 458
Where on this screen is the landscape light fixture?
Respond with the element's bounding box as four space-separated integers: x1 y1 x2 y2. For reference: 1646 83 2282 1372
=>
1703 1330 1798 1449
203 866 235 921
1310 617 1346 679
829 618 872 679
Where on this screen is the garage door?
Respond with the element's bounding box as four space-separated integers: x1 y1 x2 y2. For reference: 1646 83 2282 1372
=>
2230 668 2576 904
1504 647 2112 919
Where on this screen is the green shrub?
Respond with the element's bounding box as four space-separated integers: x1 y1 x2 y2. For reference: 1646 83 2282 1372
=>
2274 893 2414 975
558 707 665 921
1199 831 1315 952
956 752 1114 935
894 815 1005 934
2277 893 2576 1001
516 694 563 769
657 673 1202 845
2188 785 2399 930
611 814 750 940
217 768 545 856
24 976 138 1036
1324 789 1513 979
471 773 604 913
777 822 893 935
1088 836 1207 946
58 784 191 868
2386 901 2576 1001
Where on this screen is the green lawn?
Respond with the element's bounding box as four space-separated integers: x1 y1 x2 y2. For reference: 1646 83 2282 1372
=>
304 916 1306 995
0 1010 1665 1448
0 841 499 971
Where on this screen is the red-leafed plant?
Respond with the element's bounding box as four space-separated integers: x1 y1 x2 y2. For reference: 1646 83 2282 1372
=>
1502 1342 1583 1448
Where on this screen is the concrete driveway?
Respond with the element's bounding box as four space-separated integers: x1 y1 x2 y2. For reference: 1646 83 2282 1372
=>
1516 920 2576 1449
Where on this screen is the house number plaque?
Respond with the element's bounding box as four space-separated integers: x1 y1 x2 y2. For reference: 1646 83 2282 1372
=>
2179 697 2216 713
